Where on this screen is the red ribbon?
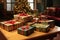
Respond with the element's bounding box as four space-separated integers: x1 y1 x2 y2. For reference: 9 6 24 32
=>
19 13 28 16
21 26 29 30
5 20 15 24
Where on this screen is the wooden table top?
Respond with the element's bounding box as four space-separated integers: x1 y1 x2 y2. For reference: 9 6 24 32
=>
0 26 60 40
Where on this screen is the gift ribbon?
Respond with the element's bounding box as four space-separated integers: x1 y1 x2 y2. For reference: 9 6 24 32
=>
19 13 28 16
22 26 29 30
5 20 15 24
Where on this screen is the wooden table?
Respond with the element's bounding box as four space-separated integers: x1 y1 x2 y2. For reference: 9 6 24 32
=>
0 26 60 40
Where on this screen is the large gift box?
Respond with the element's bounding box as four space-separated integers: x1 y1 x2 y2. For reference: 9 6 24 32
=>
14 13 33 22
0 20 23 31
31 23 50 32
17 25 35 36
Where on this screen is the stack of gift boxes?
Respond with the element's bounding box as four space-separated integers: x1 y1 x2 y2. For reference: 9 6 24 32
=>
0 12 55 36
0 13 33 32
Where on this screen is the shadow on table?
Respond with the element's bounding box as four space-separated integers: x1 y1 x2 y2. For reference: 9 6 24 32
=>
0 31 7 40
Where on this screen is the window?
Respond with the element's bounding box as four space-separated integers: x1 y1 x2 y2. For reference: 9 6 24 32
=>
6 0 34 11
7 4 11 11
28 0 34 10
6 0 15 11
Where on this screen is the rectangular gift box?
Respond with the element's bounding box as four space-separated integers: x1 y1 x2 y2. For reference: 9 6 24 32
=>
38 20 55 28
31 23 50 32
14 14 33 22
0 20 23 31
17 26 35 36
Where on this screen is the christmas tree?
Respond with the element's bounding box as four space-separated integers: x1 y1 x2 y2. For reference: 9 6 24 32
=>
14 0 32 14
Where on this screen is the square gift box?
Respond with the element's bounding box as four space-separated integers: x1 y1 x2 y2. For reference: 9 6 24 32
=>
17 25 35 36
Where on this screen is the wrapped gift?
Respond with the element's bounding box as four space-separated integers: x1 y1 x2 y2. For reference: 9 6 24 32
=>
31 23 50 32
38 20 55 28
17 25 35 36
0 22 6 29
0 20 22 31
14 13 33 22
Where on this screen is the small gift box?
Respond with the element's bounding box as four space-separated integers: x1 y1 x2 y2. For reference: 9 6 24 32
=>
17 25 35 36
31 23 50 32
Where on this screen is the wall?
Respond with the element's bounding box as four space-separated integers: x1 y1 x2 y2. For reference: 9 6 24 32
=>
46 0 53 7
53 0 60 7
45 0 60 7
36 0 44 13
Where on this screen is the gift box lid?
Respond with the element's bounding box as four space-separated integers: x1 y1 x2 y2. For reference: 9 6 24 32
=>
47 20 54 22
4 20 15 24
14 22 21 24
0 20 19 26
0 22 5 24
31 23 49 28
18 26 34 31
14 14 31 19
19 15 31 19
4 24 12 26
38 20 54 23
1 20 16 25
